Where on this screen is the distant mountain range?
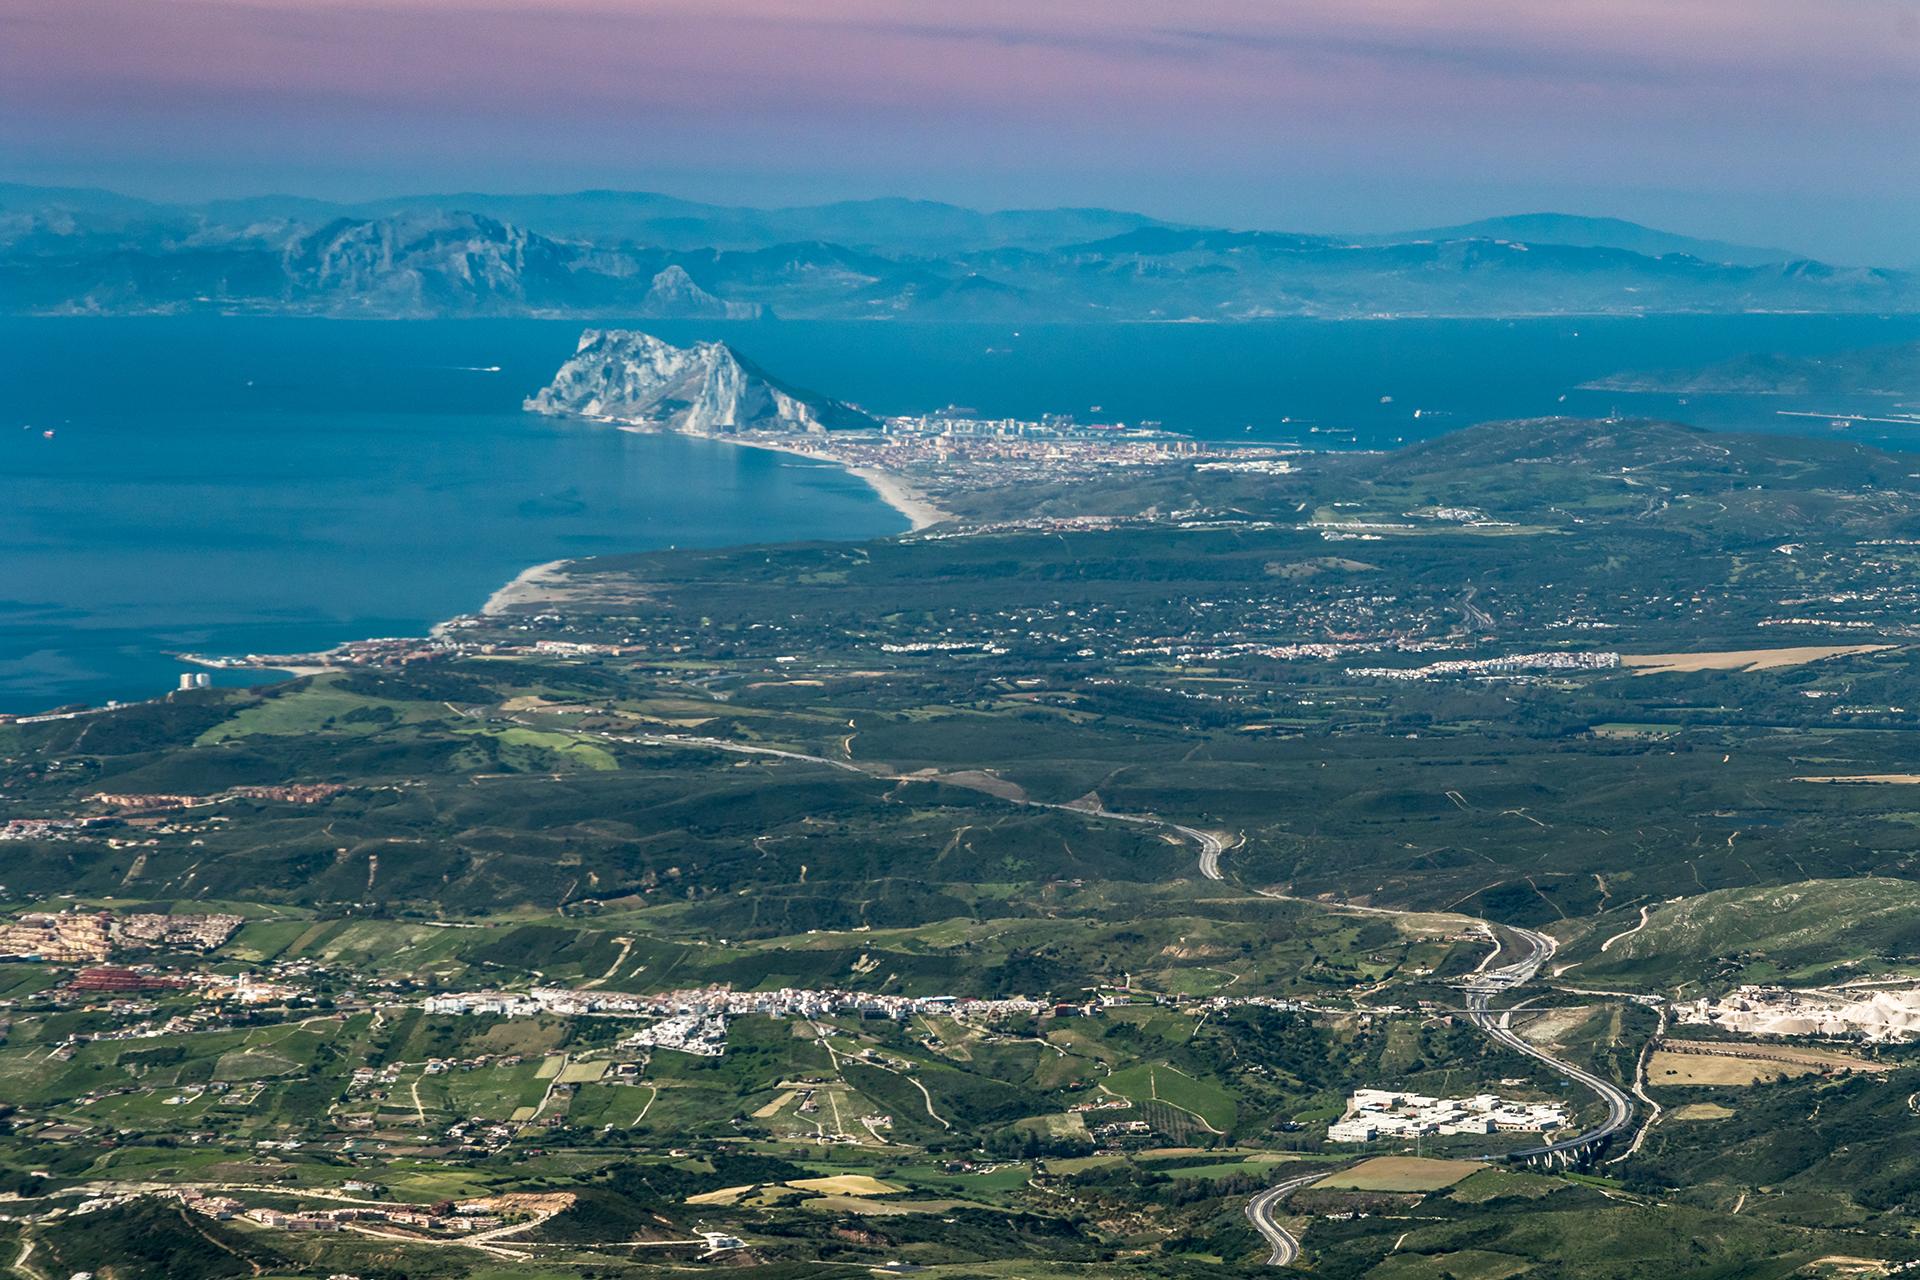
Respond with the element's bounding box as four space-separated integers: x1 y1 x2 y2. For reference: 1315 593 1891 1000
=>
1355 213 1799 267
0 183 1912 322
0 183 1171 254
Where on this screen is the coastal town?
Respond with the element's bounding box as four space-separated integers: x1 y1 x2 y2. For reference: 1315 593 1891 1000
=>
728 410 1239 520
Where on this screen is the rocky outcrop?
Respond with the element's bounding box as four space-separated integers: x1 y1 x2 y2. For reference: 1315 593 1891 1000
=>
280 213 554 314
525 329 875 433
636 265 762 319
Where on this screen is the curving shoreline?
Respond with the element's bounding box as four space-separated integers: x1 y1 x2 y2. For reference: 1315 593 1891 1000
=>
841 462 951 533
625 426 954 533
14 423 937 715
457 431 947 628
478 559 576 618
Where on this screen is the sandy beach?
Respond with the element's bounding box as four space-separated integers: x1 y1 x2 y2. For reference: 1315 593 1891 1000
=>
841 463 952 532
478 558 576 617
178 657 334 678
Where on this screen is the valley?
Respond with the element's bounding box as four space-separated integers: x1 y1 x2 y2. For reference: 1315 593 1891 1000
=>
7 411 1920 1274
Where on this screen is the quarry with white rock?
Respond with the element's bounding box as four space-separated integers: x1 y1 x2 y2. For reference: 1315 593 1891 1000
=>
1677 983 1920 1043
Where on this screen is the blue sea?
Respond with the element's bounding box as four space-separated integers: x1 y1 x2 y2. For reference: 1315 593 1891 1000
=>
0 318 904 713
4 313 1919 713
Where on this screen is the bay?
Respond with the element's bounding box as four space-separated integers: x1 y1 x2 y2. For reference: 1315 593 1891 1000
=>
5 312 1918 713
0 317 904 713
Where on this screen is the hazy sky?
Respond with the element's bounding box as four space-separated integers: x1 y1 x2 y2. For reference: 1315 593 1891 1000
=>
3 0 1916 261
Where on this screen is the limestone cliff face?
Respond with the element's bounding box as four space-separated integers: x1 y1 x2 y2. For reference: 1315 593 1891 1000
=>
636 266 761 320
280 213 550 314
524 329 875 433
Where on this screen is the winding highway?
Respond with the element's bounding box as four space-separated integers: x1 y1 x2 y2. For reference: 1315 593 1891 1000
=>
1459 926 1636 1163
533 717 1637 1265
591 726 1238 880
1246 924 1638 1265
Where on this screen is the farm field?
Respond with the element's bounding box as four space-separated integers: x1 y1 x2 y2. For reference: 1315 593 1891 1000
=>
1317 1157 1484 1192
1650 1049 1826 1087
1618 644 1896 673
1648 1042 1887 1087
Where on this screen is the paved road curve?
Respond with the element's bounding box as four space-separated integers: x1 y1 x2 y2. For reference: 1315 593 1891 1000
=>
599 726 1236 879
1245 1168 1341 1265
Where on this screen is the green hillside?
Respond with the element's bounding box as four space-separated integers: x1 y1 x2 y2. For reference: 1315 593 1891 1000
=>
1574 877 1920 989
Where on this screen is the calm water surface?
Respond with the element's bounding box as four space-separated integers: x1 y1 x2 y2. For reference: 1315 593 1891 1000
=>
5 313 1919 712
0 318 903 712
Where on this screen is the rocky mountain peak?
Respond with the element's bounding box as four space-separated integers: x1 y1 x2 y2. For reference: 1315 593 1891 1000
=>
524 329 875 433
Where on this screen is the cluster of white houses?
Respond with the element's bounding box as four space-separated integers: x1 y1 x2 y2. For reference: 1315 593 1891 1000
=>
1327 1088 1569 1143
423 985 1054 1022
621 1012 728 1056
422 983 1322 1026
1347 651 1621 682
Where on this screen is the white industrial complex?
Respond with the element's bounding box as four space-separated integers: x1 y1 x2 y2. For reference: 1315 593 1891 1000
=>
1327 1088 1569 1143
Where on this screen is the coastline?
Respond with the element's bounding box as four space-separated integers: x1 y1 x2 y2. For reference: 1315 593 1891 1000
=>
622 425 955 533
18 420 941 715
842 463 951 533
448 428 948 626
478 558 576 619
